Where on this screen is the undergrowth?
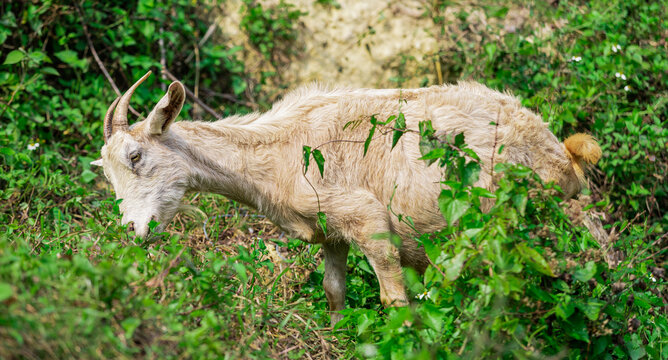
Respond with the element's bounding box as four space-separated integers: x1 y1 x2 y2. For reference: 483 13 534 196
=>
0 0 666 358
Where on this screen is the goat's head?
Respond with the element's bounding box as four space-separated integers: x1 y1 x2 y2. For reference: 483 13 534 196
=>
92 71 188 238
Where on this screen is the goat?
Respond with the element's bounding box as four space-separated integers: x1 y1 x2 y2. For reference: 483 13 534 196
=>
92 71 601 324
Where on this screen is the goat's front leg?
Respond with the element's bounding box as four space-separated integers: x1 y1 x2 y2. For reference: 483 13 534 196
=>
322 241 349 326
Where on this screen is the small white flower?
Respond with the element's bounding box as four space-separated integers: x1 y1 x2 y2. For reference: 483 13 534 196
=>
416 290 430 300
569 56 582 62
650 275 657 282
612 44 622 53
27 142 40 151
624 85 630 91
615 72 627 80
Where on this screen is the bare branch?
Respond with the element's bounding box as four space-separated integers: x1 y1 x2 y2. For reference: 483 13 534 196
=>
75 2 144 119
159 26 167 92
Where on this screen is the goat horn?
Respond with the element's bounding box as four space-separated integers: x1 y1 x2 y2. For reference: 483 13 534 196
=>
111 70 152 136
103 97 121 143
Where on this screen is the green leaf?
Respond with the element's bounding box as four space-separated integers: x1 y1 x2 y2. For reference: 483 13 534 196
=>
419 120 435 137
419 148 445 161
3 50 24 65
573 261 596 282
81 169 98 183
312 149 325 178
317 211 327 236
438 192 470 226
485 42 496 59
516 243 555 277
55 50 87 69
302 145 311 174
121 317 141 339
576 299 605 321
0 147 15 156
562 313 589 342
443 250 468 282
391 113 406 150
55 50 78 64
356 311 376 335
363 124 376 156
40 66 59 76
233 262 248 284
0 282 13 302
556 295 575 320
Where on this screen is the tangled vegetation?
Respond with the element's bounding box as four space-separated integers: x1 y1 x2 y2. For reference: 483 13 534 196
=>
0 0 665 358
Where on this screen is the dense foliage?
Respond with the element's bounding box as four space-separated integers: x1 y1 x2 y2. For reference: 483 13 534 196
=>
0 0 665 358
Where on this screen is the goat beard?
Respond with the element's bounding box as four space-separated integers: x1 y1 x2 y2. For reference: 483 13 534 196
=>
176 204 207 221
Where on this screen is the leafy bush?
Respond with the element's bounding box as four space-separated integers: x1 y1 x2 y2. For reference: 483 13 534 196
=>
333 121 666 359
431 0 668 226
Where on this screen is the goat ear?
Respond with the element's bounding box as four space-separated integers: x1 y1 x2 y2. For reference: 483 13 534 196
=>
147 81 186 135
90 158 103 167
564 133 602 165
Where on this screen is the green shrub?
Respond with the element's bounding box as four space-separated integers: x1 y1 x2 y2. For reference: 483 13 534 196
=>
334 121 666 359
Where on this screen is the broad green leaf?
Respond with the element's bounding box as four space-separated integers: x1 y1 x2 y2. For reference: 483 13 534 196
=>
233 262 248 284
562 313 589 342
312 149 325 178
555 295 575 320
419 148 445 161
81 169 98 183
356 311 375 335
3 50 24 65
573 261 596 282
576 299 605 321
438 192 470 226
54 50 78 64
443 250 468 282
516 243 555 277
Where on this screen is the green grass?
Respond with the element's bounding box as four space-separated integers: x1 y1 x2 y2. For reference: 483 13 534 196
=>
1 0 666 358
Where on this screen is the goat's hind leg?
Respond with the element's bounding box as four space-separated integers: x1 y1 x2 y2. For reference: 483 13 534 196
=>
322 191 408 309
323 241 350 326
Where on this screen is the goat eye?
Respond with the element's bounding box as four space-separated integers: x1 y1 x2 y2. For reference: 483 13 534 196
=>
130 153 141 164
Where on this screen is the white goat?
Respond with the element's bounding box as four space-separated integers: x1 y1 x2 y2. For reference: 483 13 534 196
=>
93 71 601 324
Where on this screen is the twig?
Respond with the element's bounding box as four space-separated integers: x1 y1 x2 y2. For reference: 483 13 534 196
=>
200 87 256 107
184 22 218 63
0 70 25 120
162 68 222 119
75 2 143 119
192 43 201 119
159 26 167 92
490 107 501 179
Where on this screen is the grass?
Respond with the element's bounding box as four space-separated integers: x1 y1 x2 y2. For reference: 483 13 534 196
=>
0 0 666 358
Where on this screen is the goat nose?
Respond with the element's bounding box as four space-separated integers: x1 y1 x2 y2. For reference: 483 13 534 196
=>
128 222 135 232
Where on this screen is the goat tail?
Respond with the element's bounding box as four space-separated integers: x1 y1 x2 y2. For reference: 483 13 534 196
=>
564 133 602 165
